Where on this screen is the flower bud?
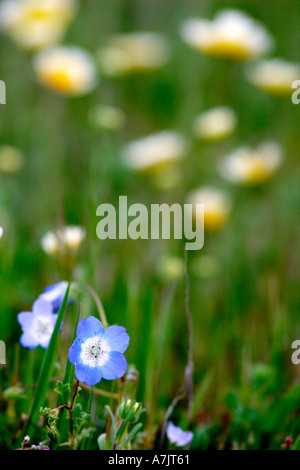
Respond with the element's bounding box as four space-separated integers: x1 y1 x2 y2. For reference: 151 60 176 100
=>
119 397 143 422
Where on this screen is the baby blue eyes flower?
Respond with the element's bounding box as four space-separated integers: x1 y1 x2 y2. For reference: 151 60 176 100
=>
39 281 69 312
18 299 59 349
68 316 129 386
166 422 193 447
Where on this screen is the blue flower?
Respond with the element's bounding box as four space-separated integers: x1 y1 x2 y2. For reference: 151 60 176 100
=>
166 422 193 447
18 299 59 349
38 281 69 312
68 316 129 386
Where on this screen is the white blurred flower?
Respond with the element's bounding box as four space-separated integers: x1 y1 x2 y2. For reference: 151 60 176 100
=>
181 9 274 61
122 131 187 174
187 186 231 232
219 142 283 185
89 104 126 132
33 46 98 96
98 32 170 76
0 227 3 240
157 255 185 282
193 106 237 141
41 225 86 256
246 59 300 96
0 145 24 173
41 231 59 255
61 226 86 251
0 0 77 50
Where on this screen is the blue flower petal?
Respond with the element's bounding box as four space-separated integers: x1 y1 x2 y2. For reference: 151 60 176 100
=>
103 325 130 353
20 332 39 349
100 351 127 380
50 313 59 327
75 363 102 386
18 312 34 330
68 338 83 365
76 316 105 340
39 335 52 349
167 422 193 446
32 298 53 317
39 281 69 312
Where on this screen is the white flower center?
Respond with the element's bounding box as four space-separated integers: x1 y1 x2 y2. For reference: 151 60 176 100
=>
80 336 110 367
31 316 54 342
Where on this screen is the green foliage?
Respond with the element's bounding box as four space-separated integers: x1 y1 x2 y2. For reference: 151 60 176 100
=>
0 0 300 451
22 284 71 440
99 399 145 450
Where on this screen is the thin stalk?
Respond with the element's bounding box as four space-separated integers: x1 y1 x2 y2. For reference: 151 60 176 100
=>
184 248 194 425
69 379 80 450
159 248 194 446
79 383 119 399
76 283 108 328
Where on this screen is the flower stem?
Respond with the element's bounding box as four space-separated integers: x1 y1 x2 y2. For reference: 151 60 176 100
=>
76 283 108 327
80 382 119 399
69 379 80 450
184 247 194 425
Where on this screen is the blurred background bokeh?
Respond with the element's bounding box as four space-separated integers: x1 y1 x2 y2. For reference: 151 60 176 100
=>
0 0 300 449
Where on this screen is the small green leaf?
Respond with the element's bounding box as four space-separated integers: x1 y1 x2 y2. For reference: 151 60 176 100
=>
54 380 64 395
118 423 143 450
98 433 107 450
105 405 117 450
3 385 26 400
292 436 300 450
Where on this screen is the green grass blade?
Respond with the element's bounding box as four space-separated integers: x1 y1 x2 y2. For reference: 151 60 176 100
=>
118 423 143 450
23 282 71 439
56 303 82 408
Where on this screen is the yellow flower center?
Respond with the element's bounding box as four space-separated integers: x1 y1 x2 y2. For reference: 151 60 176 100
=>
43 70 73 93
244 159 271 183
204 210 228 231
259 83 292 96
204 41 250 60
25 9 51 21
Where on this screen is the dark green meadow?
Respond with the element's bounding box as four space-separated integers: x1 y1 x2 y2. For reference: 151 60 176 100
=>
0 0 300 450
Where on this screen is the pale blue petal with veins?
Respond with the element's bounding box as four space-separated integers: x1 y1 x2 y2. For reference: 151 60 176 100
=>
68 316 129 386
18 298 59 349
